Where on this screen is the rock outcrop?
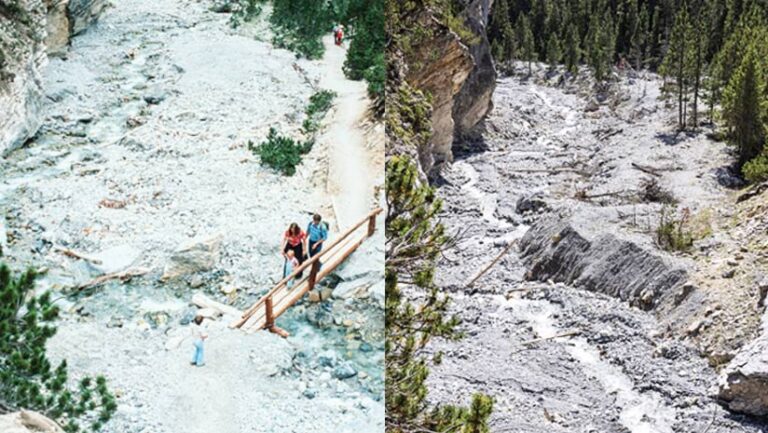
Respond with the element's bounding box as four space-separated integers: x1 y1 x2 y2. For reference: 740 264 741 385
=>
719 306 768 416
46 0 108 55
453 0 496 143
0 0 106 154
520 215 689 309
0 1 48 155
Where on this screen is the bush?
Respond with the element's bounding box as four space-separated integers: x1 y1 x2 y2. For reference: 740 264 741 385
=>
743 152 768 183
302 90 336 134
228 0 265 28
270 0 331 59
655 206 694 252
0 263 117 432
248 128 312 176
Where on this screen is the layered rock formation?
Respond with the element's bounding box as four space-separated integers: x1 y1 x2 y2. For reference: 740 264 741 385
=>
399 0 496 173
0 0 106 154
520 214 689 310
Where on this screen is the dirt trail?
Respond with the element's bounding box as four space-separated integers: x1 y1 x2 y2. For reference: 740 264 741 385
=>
318 35 381 229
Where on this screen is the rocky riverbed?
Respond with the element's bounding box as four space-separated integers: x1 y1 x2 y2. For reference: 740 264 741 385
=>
425 63 768 432
0 0 383 432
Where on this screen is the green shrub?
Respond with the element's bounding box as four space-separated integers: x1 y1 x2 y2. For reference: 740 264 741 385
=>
743 151 768 183
302 90 336 134
270 0 331 59
228 0 265 28
0 264 117 432
249 128 312 176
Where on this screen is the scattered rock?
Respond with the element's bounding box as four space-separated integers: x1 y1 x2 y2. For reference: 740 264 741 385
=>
516 192 548 214
333 362 358 380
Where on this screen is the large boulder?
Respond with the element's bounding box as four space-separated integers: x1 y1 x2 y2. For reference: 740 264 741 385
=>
718 307 768 416
161 235 223 280
0 411 64 433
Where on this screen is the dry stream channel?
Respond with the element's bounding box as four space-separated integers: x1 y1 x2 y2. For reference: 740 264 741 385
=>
426 69 768 433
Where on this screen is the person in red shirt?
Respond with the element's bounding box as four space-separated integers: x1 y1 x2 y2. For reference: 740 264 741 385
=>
281 222 307 278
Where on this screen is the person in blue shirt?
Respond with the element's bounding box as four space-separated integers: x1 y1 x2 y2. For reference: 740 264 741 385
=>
307 213 328 261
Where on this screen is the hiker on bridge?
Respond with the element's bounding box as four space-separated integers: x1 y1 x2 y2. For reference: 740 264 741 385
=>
282 222 307 278
284 249 300 288
307 213 328 261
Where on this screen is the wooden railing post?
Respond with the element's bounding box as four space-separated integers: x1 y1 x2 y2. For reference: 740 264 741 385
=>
308 260 321 291
367 214 376 237
265 296 274 329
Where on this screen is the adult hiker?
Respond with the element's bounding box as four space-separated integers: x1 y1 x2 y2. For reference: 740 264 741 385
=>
281 222 307 278
334 24 344 46
307 213 328 260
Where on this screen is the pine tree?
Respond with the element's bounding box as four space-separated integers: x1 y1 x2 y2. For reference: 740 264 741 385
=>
564 23 581 74
385 156 493 433
545 32 561 70
631 2 649 70
516 14 536 75
660 4 694 130
0 263 117 432
722 45 767 170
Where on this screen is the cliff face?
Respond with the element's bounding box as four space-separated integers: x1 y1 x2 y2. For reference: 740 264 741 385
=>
0 0 106 155
453 0 496 143
398 0 496 174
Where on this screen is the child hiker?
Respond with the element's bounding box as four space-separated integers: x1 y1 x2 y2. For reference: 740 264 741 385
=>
190 315 207 367
284 249 300 289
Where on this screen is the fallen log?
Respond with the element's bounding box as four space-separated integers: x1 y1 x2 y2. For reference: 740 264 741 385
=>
54 245 103 265
76 267 149 290
191 293 242 318
466 239 518 288
631 162 662 177
521 330 580 346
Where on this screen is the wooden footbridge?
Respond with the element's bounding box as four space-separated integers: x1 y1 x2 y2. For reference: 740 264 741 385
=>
229 208 383 336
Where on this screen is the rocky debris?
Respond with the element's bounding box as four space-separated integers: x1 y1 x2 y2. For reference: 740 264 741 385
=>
718 307 768 416
516 192 548 214
0 411 64 433
161 235 222 281
520 215 688 308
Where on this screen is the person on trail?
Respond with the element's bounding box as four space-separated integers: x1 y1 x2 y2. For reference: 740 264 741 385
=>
307 213 328 262
284 249 300 289
190 316 207 367
281 222 307 278
334 24 344 46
